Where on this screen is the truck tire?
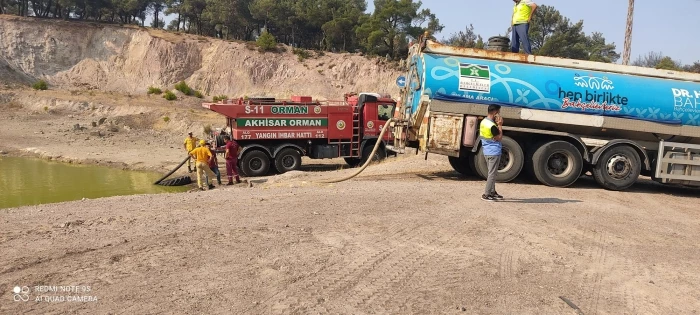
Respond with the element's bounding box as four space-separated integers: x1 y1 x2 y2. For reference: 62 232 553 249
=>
157 175 192 186
448 154 473 176
274 148 302 174
360 143 387 166
469 153 486 179
475 136 524 182
240 150 271 177
592 145 641 191
531 141 583 187
344 158 362 167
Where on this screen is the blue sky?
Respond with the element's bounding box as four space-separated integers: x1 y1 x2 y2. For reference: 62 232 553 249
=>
377 0 699 65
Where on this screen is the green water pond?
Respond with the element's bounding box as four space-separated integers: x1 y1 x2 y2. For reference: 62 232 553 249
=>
0 156 189 209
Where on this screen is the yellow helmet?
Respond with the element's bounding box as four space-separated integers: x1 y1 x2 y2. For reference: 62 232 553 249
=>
199 140 206 146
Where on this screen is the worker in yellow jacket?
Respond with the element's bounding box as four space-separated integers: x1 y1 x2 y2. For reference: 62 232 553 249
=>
190 140 217 190
183 132 199 173
511 0 537 55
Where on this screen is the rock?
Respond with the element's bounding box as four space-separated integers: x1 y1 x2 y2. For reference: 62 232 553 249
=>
73 124 81 131
89 131 103 137
0 150 6 155
98 117 107 125
85 137 90 140
91 121 97 127
109 126 119 132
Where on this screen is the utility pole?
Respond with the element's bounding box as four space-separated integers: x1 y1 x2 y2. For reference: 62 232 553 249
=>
622 0 635 65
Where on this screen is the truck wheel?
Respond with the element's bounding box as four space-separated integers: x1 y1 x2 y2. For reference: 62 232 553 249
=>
240 150 270 177
475 136 524 182
469 153 486 179
531 141 583 187
360 143 386 166
592 145 641 191
274 148 302 174
344 158 362 167
448 154 473 176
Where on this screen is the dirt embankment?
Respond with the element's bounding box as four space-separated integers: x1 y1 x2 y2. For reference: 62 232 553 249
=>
0 15 403 172
0 15 402 99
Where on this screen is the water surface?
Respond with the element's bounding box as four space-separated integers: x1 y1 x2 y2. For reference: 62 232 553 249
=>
0 156 189 209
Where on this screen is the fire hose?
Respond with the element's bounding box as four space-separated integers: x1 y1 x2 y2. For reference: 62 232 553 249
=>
315 118 396 184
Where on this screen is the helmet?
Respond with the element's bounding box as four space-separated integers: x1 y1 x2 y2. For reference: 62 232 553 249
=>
199 140 206 146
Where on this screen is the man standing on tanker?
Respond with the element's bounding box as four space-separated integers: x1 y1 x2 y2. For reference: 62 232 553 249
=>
224 136 242 185
511 0 537 55
480 105 505 202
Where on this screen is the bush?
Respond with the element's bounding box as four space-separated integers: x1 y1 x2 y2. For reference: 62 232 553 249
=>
194 90 204 99
212 95 228 102
32 80 48 90
147 86 163 95
163 90 177 101
256 31 277 52
163 116 170 122
203 124 212 135
174 81 193 96
294 48 312 61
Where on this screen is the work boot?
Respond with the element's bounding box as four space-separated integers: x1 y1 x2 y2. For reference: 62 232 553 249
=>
208 184 215 190
226 182 234 186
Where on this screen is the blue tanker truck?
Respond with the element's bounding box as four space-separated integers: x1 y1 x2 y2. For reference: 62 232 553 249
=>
392 34 700 191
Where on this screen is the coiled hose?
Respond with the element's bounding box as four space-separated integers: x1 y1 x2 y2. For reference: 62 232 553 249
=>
316 118 396 184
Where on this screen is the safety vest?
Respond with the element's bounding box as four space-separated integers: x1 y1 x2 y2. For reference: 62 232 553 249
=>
480 118 496 139
512 1 534 25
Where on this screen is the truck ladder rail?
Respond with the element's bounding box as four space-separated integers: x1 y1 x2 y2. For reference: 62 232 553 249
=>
351 107 361 157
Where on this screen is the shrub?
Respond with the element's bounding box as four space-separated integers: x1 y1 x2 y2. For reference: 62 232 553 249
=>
256 31 277 52
32 80 48 90
163 90 177 101
294 48 312 61
147 86 163 95
212 95 228 102
174 81 193 96
163 116 170 122
43 106 49 111
203 124 212 135
194 90 204 99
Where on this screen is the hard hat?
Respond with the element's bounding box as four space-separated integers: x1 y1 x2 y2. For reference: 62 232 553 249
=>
199 140 206 146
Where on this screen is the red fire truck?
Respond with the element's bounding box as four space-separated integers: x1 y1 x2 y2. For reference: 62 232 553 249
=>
202 93 397 177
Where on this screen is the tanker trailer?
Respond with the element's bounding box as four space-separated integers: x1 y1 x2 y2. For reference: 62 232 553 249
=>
394 35 700 191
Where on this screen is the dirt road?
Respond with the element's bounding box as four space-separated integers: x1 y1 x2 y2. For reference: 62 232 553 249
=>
2 154 699 314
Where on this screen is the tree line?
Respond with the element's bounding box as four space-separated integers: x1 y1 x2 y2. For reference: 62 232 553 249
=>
0 0 443 59
1 1 698 71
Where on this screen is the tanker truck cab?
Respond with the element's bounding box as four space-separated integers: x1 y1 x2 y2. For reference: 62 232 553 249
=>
202 93 397 177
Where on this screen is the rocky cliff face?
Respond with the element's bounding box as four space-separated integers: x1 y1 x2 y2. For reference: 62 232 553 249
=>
0 15 401 99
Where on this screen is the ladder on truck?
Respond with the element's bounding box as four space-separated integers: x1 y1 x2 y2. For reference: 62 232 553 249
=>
350 106 361 157
328 104 362 158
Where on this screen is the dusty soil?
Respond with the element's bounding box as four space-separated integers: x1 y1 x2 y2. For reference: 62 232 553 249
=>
2 16 700 314
2 145 700 314
0 15 401 99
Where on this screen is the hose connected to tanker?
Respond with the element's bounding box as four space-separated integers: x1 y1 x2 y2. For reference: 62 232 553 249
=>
315 118 396 184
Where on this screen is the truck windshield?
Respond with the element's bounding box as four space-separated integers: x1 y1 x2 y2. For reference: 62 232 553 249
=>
378 104 395 121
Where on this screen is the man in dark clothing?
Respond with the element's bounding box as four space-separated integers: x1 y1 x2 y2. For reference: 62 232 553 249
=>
224 136 242 185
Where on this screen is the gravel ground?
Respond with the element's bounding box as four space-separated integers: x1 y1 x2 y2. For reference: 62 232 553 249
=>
2 89 700 314
2 153 700 314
